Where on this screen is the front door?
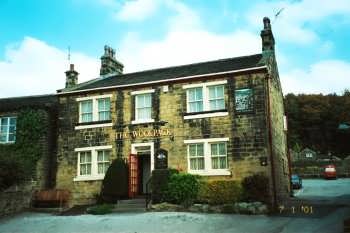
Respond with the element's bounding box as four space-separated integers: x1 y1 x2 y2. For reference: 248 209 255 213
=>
128 153 138 198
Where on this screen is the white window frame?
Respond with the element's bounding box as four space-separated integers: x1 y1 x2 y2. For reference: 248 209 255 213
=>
0 116 16 144
184 138 231 176
131 89 155 124
210 142 228 170
74 145 112 181
75 94 113 130
183 80 228 120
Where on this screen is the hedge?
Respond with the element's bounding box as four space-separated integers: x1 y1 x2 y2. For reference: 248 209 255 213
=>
197 180 243 205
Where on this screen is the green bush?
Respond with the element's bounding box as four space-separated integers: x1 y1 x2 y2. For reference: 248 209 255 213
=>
86 204 114 215
151 168 178 204
100 158 128 203
197 180 243 205
241 173 269 203
164 173 200 207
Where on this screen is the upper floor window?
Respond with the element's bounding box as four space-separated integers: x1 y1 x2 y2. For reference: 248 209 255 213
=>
136 94 152 121
98 98 111 121
183 80 228 119
235 88 253 112
80 100 93 123
131 89 155 124
0 116 16 143
185 138 230 176
208 85 225 110
77 94 112 124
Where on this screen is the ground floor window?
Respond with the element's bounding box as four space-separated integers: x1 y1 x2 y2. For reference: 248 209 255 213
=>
184 138 230 176
74 145 112 181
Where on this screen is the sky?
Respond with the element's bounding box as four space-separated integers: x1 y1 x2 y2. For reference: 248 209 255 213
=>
0 0 349 98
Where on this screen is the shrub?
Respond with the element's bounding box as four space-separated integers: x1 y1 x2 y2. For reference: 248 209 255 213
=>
100 158 128 203
86 204 114 215
164 173 200 207
197 180 243 205
151 168 178 204
241 173 269 203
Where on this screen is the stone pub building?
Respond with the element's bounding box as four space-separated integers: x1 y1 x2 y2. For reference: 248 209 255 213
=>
0 17 290 208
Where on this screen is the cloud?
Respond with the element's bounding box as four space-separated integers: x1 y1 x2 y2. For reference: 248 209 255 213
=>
0 37 99 98
246 0 350 44
116 0 160 21
116 0 260 72
281 60 350 95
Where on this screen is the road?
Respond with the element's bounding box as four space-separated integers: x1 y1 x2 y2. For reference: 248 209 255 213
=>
0 179 349 233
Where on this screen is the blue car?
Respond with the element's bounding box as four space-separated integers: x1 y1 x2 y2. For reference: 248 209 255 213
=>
291 174 302 189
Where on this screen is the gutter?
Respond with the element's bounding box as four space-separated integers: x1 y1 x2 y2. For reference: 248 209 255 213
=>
57 66 267 95
266 74 278 208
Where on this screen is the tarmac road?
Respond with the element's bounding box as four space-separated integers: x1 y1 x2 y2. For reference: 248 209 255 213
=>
0 179 349 233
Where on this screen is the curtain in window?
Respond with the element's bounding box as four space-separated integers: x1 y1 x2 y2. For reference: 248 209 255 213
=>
188 88 203 112
80 151 92 175
97 150 110 174
189 143 204 170
98 98 111 121
208 85 225 110
81 100 93 122
211 142 227 169
136 94 152 120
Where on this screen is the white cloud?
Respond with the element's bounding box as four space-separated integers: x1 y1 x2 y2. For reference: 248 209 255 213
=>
116 0 260 72
116 0 160 21
0 37 99 98
281 60 350 95
247 0 350 44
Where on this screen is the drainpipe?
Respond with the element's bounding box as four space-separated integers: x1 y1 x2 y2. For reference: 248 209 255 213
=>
266 74 277 208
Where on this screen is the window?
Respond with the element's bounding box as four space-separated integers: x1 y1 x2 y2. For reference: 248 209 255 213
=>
208 85 225 110
185 138 230 176
0 117 16 143
235 88 253 112
98 98 111 121
188 88 203 113
183 80 228 119
305 153 313 158
135 94 152 121
76 95 113 129
131 89 155 124
80 100 93 123
97 150 110 174
210 142 227 169
188 144 204 170
74 145 112 181
79 151 92 175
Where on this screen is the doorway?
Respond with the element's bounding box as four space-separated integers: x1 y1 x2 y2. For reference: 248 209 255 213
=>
131 143 154 196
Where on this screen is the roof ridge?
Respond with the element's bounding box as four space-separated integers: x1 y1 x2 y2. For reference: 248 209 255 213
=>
115 53 262 77
0 93 56 100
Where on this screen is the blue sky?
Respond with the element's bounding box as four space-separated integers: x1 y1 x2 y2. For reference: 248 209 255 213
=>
1 0 350 97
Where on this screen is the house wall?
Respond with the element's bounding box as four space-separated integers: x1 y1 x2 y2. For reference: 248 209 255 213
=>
266 56 291 205
56 71 275 206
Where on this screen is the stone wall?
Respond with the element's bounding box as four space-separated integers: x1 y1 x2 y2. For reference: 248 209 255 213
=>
266 54 291 205
56 70 287 206
0 182 34 217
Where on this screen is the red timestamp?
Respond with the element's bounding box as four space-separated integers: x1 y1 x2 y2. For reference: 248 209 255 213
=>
279 205 314 214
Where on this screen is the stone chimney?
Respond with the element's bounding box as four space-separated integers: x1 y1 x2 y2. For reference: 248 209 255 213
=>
100 45 124 76
260 17 275 52
65 64 79 88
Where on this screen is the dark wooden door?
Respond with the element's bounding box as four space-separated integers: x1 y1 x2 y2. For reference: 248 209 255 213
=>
128 153 138 198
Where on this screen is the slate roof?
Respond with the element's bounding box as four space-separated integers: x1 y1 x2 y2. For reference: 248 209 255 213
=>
61 53 264 93
0 94 58 111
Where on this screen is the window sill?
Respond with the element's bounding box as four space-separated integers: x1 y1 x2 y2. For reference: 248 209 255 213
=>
184 111 228 120
131 119 155 125
0 141 15 144
73 175 105 182
188 169 231 176
75 122 113 130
